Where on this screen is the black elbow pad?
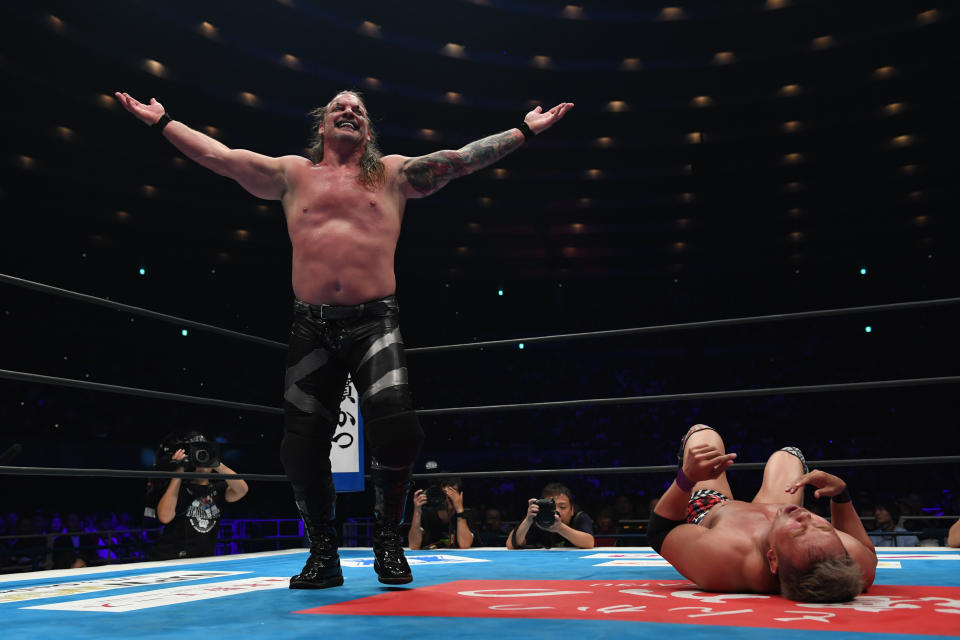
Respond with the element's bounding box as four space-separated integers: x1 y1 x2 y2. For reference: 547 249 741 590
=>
647 512 685 554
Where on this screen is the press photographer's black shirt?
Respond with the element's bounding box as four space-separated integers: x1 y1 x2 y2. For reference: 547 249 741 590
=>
417 507 479 548
151 480 227 560
513 511 595 549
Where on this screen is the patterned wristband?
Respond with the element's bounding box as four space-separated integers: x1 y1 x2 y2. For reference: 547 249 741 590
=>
676 469 695 492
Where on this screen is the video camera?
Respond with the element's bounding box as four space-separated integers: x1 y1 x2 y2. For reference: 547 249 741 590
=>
155 431 221 471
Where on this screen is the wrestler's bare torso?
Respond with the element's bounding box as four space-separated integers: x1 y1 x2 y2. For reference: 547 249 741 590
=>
279 155 409 306
695 501 783 593
114 90 572 305
675 499 866 594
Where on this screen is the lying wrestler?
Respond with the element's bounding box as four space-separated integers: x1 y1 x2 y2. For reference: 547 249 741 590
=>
115 89 573 587
648 425 877 602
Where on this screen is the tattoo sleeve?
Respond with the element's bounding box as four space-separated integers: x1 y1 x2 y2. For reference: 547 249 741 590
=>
401 129 525 196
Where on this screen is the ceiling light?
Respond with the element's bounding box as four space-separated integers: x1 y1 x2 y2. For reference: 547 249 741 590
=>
713 51 735 65
659 7 685 20
443 43 466 57
143 59 167 78
359 21 381 37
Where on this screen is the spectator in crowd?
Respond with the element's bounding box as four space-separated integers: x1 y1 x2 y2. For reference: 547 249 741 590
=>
150 434 249 560
93 512 122 561
507 482 595 549
869 502 919 547
49 513 64 536
113 511 141 558
9 516 47 570
33 511 52 537
476 507 510 547
896 494 940 546
52 512 98 569
613 495 640 525
409 477 478 549
594 507 619 547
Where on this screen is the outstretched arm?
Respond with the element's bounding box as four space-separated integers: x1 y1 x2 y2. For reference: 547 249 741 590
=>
398 102 574 198
114 92 290 200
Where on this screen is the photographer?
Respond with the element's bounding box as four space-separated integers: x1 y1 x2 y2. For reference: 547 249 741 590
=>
409 478 477 550
148 432 249 560
507 482 595 549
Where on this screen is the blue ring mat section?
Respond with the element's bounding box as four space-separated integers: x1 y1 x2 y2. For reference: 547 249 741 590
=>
2 547 958 639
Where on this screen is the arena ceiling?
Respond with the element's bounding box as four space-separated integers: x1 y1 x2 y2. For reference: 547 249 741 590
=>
1 0 956 339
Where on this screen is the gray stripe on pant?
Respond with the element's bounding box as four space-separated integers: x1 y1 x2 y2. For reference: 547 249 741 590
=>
360 367 409 404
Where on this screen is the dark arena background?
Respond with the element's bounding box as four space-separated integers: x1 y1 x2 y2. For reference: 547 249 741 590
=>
1 1 958 638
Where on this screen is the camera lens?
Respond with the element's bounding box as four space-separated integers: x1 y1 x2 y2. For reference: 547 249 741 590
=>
534 498 556 529
195 449 210 464
425 485 446 509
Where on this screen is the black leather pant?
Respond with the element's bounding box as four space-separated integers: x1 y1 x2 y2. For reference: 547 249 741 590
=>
280 296 423 512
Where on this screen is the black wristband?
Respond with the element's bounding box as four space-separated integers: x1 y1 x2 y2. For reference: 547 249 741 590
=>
831 488 851 503
152 113 172 132
517 121 535 141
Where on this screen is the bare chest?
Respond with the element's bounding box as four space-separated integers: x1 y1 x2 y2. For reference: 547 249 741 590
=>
704 501 774 535
284 166 401 234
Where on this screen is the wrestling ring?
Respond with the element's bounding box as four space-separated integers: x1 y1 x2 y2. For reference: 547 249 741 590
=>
1 272 959 639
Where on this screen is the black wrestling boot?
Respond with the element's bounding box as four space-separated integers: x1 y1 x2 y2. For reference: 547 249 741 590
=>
371 461 413 585
289 497 343 589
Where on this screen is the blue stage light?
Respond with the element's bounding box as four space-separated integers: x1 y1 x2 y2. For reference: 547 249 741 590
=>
518 343 524 349
181 329 188 337
864 325 872 333
498 289 503 296
860 267 867 275
138 267 146 276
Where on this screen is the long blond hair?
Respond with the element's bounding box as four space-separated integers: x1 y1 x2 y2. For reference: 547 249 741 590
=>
307 90 385 189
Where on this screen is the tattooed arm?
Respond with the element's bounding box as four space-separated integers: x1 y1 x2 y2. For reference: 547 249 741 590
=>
398 102 574 199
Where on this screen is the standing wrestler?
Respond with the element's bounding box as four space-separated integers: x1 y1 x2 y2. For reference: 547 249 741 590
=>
115 89 573 586
648 425 877 602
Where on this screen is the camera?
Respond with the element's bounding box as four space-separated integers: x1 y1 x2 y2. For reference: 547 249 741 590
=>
534 498 557 529
155 431 221 471
425 484 447 510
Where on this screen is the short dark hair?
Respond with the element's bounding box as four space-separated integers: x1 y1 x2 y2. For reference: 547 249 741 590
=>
875 501 901 523
541 482 573 502
439 477 462 491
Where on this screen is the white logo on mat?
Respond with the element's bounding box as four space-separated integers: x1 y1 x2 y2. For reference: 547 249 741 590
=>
24 577 288 612
0 571 245 604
